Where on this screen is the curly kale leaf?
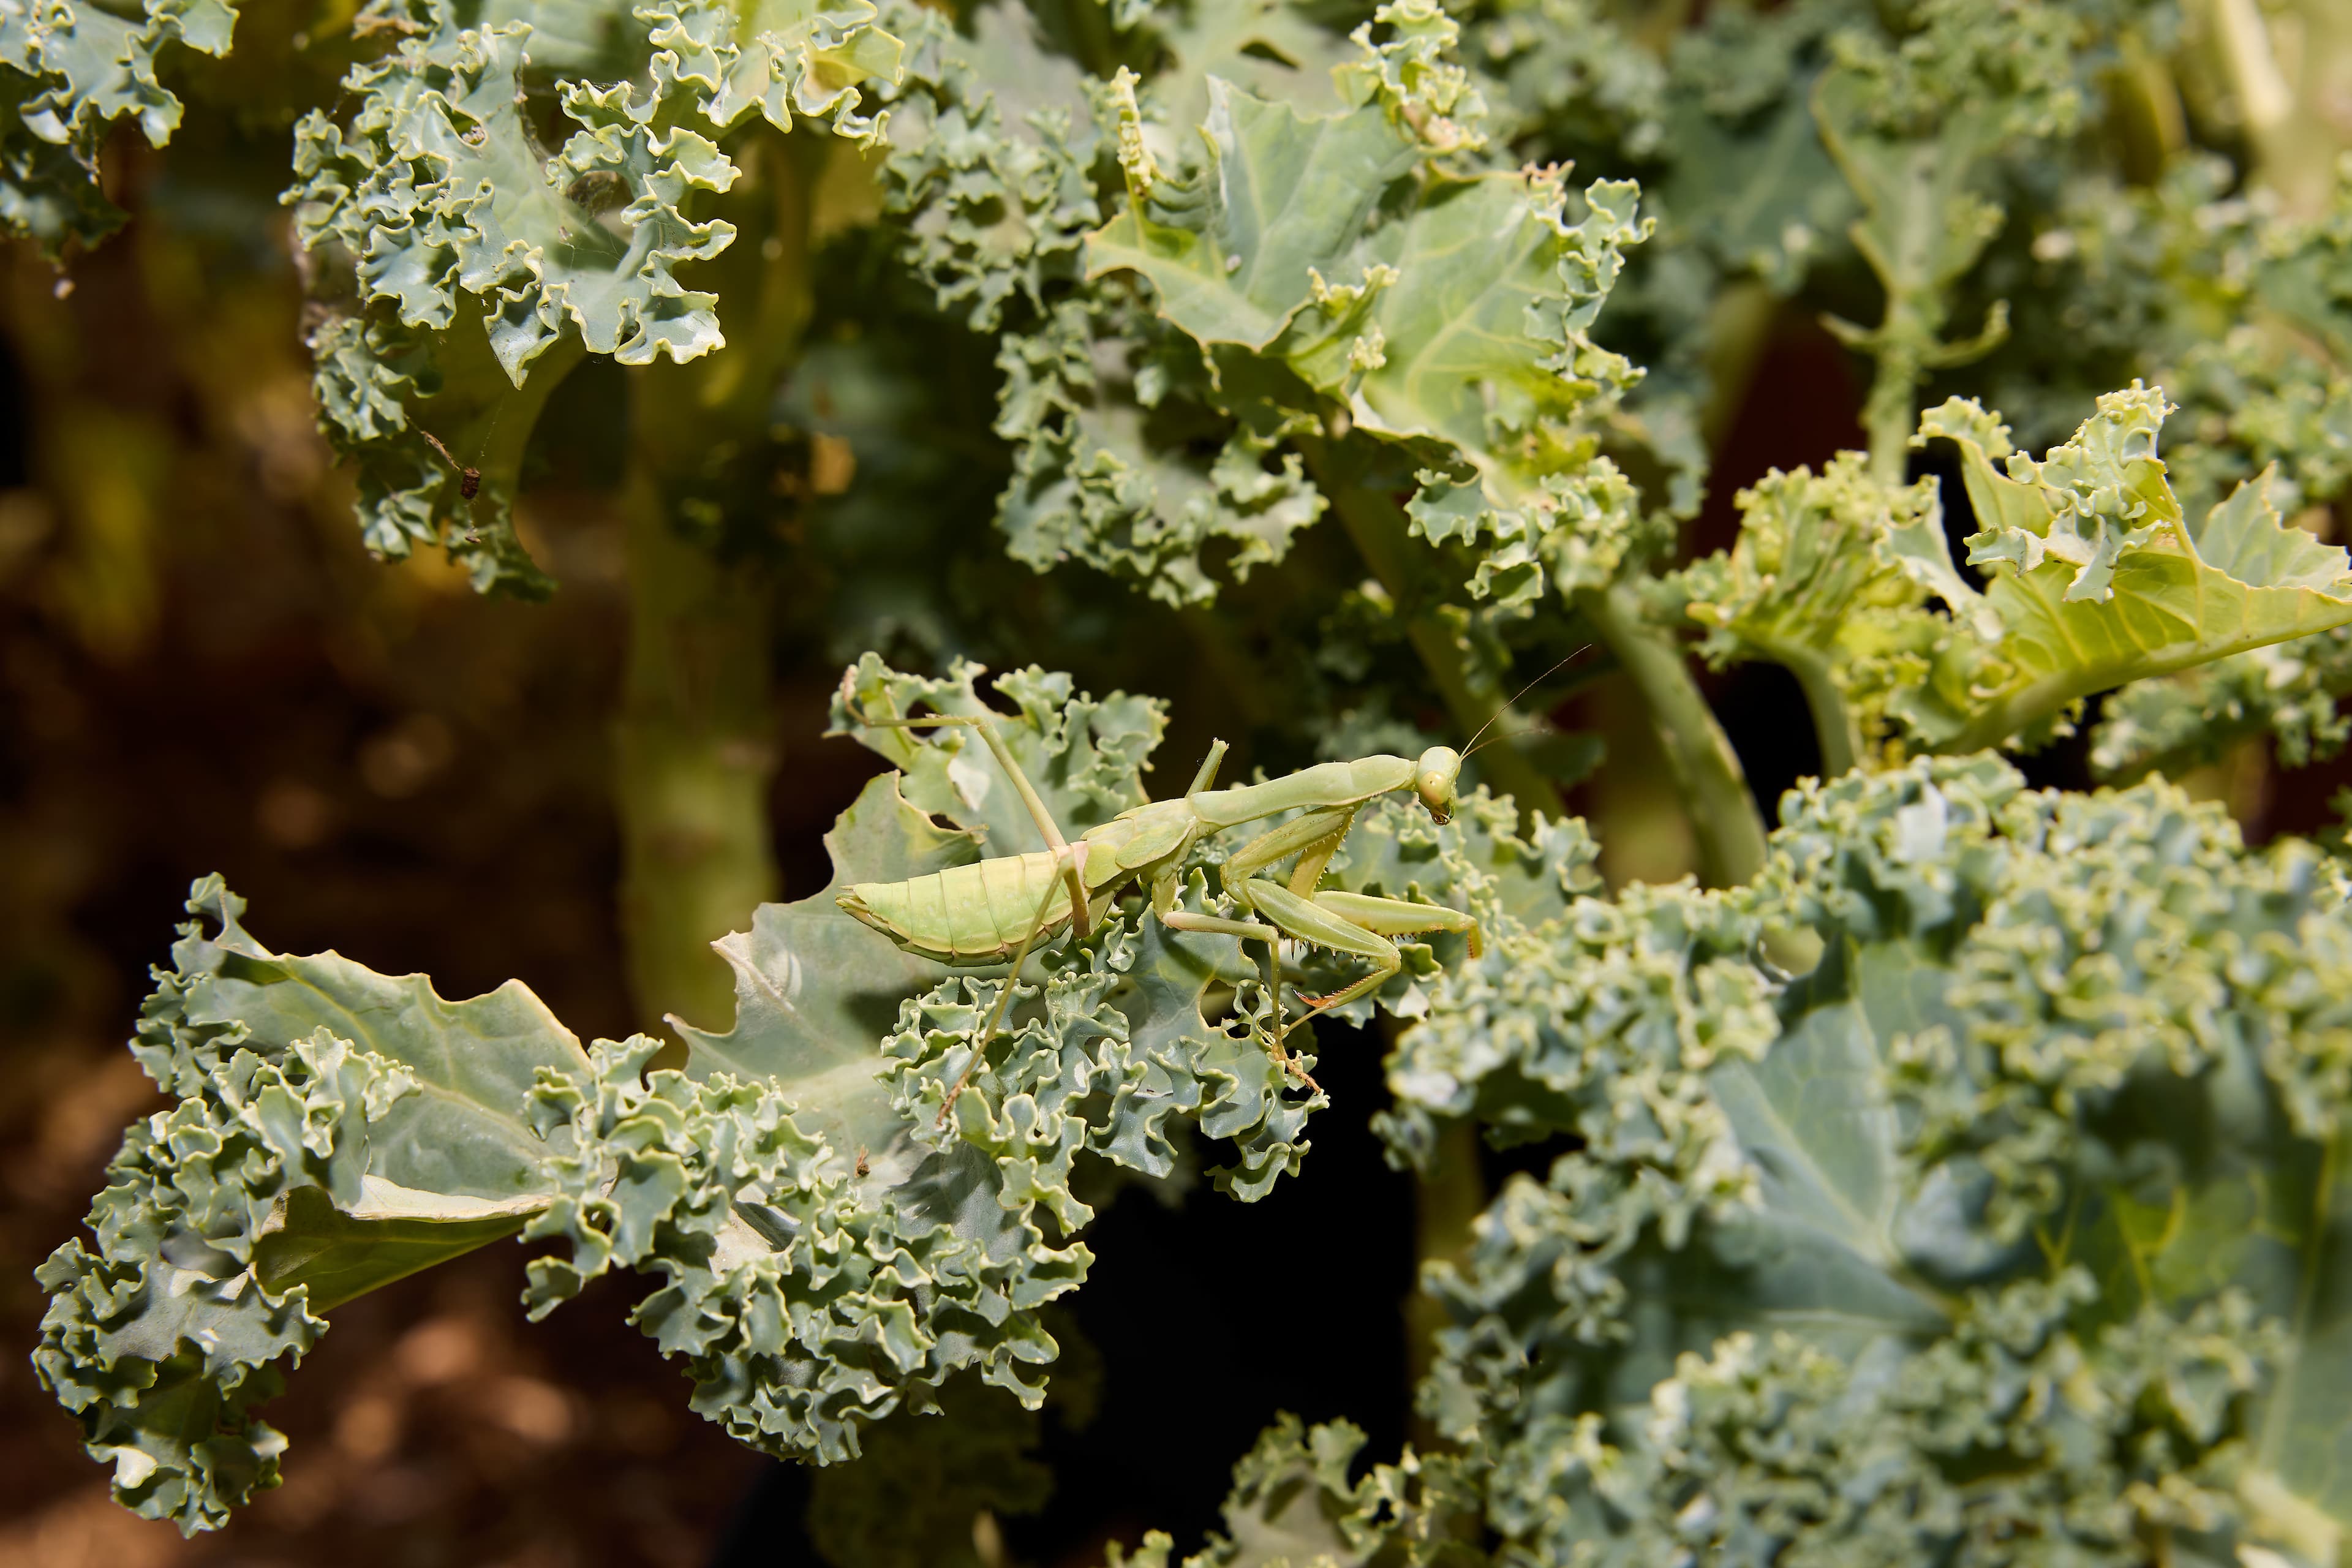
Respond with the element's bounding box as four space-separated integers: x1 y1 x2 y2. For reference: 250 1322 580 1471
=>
34 877 584 1534
1137 0 1360 143
1675 387 2352 762
0 0 241 252
2006 156 2352 519
805 1368 1068 1568
287 0 903 592
1812 0 2095 382
294 1 896 379
1107 1412 1483 1568
37 654 1359 1519
2092 621 2352 780
832 650 1169 850
881 886 1318 1204
1469 0 1666 163
993 289 1325 606
519 1023 1091 1463
877 0 1101 331
1668 451 1959 766
2052 173 2352 779
515 763 1111 1461
687 0 905 140
524 654 1329 1478
37 703 1306 1524
1087 10 1651 609
1407 756 2352 1564
1911 390 2352 752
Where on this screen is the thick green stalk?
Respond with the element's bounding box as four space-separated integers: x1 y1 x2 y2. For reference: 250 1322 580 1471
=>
614 442 780 1035
2207 0 2348 218
1781 647 1861 778
1697 281 1779 452
453 335 586 527
1861 299 1929 489
611 137 821 1034
1302 437 1570 821
1578 582 1768 888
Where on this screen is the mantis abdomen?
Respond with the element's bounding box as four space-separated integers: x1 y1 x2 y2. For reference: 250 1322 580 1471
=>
838 851 1080 963
837 800 1199 967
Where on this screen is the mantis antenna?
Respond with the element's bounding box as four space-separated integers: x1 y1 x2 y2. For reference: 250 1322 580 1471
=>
1461 645 1596 760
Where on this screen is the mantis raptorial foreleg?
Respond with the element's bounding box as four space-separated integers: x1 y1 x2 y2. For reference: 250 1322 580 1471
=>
1215 804 1483 1033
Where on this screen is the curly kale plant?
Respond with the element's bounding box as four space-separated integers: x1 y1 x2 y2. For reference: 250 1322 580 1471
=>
24 0 2352 1563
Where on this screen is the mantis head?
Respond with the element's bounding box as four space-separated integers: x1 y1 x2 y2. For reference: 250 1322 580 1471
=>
1414 746 1463 824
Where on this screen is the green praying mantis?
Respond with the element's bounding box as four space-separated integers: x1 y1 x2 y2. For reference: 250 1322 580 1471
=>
835 667 1541 1115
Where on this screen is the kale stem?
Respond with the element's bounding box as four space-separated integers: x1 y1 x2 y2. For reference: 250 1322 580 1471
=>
614 440 780 1037
1862 296 1927 489
1782 648 1860 778
608 136 826 1036
1300 436 1570 824
1578 581 1768 887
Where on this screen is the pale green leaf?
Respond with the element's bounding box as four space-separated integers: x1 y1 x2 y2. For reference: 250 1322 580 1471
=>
832 652 1169 853
1413 756 2352 1563
0 0 243 251
993 292 1326 606
1087 80 1420 352
1911 390 2352 753
34 877 585 1534
1087 66 1652 608
287 0 905 592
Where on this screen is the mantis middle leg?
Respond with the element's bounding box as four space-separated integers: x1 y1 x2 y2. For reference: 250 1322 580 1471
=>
1234 881 1480 1017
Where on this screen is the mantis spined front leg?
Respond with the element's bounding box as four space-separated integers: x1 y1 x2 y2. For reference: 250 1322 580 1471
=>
1204 794 1482 1039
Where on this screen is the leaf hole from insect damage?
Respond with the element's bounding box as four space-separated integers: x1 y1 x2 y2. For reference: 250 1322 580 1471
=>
1236 39 1300 68
1905 439 1992 594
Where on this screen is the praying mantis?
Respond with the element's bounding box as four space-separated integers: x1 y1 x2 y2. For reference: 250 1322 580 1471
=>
834 673 1488 1111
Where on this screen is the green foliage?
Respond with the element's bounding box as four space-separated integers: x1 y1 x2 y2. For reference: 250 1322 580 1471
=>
875 0 1099 331
40 659 1378 1531
0 0 241 251
1087 11 1653 611
832 655 1327 1197
992 286 1329 606
34 876 581 1533
26 0 2352 1559
1665 388 2352 766
1107 1412 1483 1568
1918 391 2352 749
806 1367 1075 1568
1395 756 2352 1566
283 0 907 592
